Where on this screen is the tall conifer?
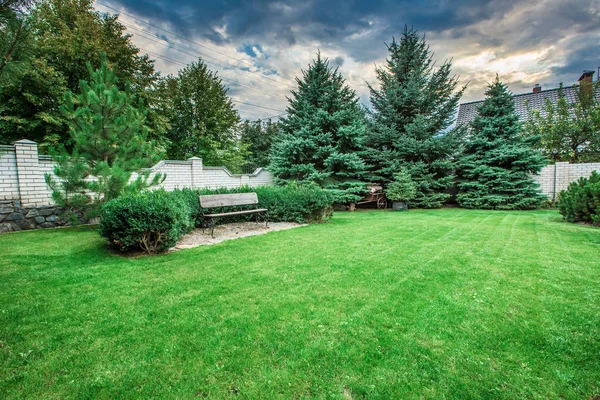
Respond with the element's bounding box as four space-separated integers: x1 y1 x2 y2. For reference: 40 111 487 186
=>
46 58 162 219
363 26 464 208
270 53 367 203
456 77 546 209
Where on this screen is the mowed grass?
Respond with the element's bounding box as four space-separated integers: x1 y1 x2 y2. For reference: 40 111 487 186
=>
1 209 599 399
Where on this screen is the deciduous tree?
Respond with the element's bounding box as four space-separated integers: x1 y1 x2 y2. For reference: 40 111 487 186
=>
162 59 246 172
0 0 160 150
525 81 600 163
240 119 279 169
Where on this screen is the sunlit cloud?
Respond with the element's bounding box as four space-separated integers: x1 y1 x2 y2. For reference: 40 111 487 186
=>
93 0 599 119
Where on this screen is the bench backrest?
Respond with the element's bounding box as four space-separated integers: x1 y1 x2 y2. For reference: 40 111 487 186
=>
199 192 259 208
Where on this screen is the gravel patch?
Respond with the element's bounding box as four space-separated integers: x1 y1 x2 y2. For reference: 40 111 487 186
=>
172 221 305 250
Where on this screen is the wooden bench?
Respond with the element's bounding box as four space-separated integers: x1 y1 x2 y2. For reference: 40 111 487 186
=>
198 192 268 237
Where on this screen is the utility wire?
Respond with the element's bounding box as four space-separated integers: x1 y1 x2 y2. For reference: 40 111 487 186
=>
232 103 287 118
141 50 287 119
126 27 290 103
126 25 254 79
230 100 286 113
93 4 290 116
140 48 288 101
95 1 295 89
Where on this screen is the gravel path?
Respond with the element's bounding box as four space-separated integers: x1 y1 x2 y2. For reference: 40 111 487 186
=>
172 221 305 250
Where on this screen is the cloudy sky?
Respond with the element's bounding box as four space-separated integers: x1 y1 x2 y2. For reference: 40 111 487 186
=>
93 0 599 120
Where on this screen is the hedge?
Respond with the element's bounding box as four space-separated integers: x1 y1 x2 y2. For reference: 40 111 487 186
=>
100 184 333 253
197 183 333 224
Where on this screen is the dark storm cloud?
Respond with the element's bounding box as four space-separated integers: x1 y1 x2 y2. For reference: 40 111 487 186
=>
333 56 344 67
551 34 600 83
109 0 521 57
102 0 599 112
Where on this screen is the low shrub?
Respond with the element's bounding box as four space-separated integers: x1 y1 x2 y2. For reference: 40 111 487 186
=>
557 171 600 226
255 183 333 224
386 169 417 203
171 188 202 225
99 184 334 254
99 190 195 253
197 183 334 224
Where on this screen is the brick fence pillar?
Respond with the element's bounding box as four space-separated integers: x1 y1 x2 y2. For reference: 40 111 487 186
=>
14 139 50 207
189 157 203 188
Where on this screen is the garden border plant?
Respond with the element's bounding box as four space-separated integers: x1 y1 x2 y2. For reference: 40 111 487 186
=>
557 170 600 226
99 183 334 254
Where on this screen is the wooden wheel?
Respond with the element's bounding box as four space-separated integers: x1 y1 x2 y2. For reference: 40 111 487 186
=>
377 196 387 209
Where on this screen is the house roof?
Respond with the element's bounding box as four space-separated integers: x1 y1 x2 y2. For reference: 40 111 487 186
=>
456 85 599 126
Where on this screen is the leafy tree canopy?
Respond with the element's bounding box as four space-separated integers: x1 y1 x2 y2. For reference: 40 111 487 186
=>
240 118 279 169
525 81 600 163
0 0 35 82
161 58 245 172
0 0 160 150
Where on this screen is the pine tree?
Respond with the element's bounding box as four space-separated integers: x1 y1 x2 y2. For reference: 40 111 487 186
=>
46 58 163 220
270 53 367 203
456 77 547 209
363 26 465 208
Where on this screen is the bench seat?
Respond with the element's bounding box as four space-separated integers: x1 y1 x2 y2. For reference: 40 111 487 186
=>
203 208 268 218
199 192 269 237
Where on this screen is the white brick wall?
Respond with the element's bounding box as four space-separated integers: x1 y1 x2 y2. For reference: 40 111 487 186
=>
14 140 53 206
0 145 19 200
534 161 600 199
6 140 597 206
0 140 274 206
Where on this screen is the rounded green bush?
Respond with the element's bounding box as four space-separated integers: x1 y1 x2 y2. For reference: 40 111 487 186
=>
99 190 195 253
557 171 600 226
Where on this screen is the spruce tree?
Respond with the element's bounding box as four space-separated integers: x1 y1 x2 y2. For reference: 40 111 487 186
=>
363 26 465 208
270 53 367 203
46 58 163 219
456 77 547 209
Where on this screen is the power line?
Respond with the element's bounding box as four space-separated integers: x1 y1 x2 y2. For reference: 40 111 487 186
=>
233 103 287 119
140 48 288 101
93 3 291 115
133 47 288 118
126 27 289 102
261 113 287 120
231 100 286 113
126 25 258 81
95 1 296 89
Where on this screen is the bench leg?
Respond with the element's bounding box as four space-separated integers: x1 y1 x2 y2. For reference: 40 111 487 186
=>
262 211 269 228
210 218 217 238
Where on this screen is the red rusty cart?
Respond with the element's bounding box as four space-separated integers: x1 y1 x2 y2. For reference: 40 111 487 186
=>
356 185 388 209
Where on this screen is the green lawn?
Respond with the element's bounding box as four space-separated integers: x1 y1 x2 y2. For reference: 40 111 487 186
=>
1 209 599 399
